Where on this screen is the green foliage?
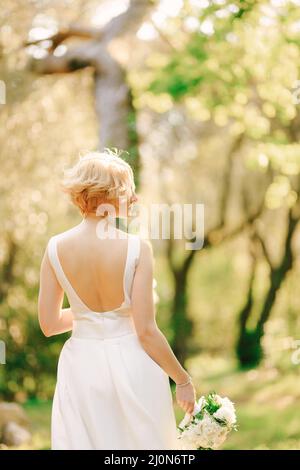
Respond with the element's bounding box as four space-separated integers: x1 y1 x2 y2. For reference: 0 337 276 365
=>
142 0 300 159
0 0 300 416
0 297 71 400
148 36 208 100
204 392 221 415
0 0 98 401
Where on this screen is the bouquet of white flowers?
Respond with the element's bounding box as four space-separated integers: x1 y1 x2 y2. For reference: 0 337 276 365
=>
177 393 237 450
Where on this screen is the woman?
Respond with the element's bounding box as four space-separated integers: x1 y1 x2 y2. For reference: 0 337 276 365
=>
38 149 196 450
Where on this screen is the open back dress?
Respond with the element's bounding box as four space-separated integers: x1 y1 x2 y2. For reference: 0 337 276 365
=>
47 231 179 450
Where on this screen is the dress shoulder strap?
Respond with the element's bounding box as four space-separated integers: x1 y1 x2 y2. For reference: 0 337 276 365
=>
47 236 59 276
47 236 66 289
47 236 73 299
47 235 89 311
123 234 141 305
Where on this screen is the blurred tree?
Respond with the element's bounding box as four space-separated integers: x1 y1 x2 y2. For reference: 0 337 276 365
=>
1 0 300 401
236 183 300 367
0 0 156 401
165 133 263 365
24 0 158 182
133 0 300 366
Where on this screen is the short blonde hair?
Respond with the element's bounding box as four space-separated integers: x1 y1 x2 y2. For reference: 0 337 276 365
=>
61 148 135 215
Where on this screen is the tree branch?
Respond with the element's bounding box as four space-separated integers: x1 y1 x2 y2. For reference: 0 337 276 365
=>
204 196 265 249
218 133 244 227
256 207 299 335
24 25 101 50
26 0 155 150
25 0 155 50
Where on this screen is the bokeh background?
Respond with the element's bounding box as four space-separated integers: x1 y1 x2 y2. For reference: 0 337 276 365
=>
1 0 300 450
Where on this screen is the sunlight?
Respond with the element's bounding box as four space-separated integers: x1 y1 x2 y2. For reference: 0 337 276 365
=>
91 0 130 27
137 0 183 39
28 14 58 41
136 22 158 41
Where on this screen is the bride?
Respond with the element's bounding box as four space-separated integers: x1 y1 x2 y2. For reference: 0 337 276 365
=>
38 149 196 450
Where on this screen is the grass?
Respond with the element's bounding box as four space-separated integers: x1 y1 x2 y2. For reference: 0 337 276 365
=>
7 356 300 450
184 354 300 450
23 400 52 450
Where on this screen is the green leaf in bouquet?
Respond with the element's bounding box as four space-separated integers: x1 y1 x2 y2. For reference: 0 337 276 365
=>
213 417 228 427
204 392 221 415
193 410 204 421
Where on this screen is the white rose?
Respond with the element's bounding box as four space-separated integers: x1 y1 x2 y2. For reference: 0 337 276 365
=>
219 397 236 412
192 401 203 417
214 406 236 425
197 396 205 410
214 394 223 405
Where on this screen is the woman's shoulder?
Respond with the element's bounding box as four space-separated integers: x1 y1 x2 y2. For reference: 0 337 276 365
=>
134 237 153 260
47 225 82 244
127 233 152 248
140 238 152 251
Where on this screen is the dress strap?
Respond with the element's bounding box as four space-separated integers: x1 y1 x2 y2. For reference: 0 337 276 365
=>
47 235 88 311
123 234 141 305
47 232 141 314
47 236 64 286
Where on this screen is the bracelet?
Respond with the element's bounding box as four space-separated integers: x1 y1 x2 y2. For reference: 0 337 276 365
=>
176 375 192 387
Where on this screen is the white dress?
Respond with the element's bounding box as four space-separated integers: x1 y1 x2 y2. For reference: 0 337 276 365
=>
47 233 179 450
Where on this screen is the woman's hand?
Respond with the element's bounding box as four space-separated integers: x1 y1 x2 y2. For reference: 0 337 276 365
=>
176 381 196 415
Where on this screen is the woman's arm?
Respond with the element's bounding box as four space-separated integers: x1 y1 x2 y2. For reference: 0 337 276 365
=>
131 240 196 414
38 245 74 337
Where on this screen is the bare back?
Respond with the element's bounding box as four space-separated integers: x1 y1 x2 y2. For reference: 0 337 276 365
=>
48 220 140 315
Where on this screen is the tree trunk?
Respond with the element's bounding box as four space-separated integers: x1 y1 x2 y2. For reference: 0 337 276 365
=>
26 0 154 178
236 210 299 368
170 267 194 365
235 251 259 368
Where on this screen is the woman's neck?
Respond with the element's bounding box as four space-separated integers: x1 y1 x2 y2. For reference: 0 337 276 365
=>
80 213 118 229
